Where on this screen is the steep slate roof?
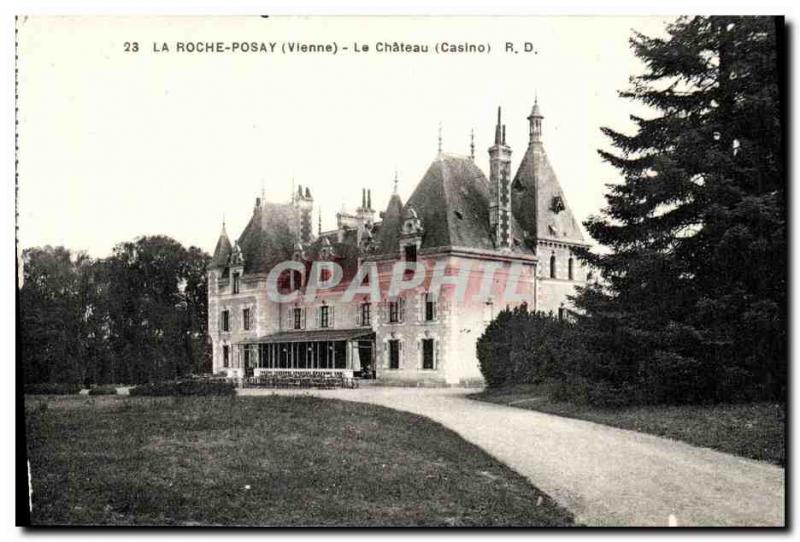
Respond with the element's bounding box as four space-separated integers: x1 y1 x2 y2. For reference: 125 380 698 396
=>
304 238 362 285
209 227 232 269
374 154 533 256
372 192 404 255
237 202 298 274
512 142 585 244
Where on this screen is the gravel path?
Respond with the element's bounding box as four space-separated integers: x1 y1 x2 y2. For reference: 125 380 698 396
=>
239 386 785 527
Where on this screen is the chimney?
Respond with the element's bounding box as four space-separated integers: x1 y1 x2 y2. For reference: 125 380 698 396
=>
494 107 502 145
488 106 513 249
294 184 314 243
367 189 372 210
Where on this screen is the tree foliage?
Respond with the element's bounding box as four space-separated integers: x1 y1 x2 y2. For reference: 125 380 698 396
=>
19 237 211 386
574 16 785 404
478 17 785 406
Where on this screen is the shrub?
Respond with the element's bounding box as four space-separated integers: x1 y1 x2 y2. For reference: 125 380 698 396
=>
477 305 585 389
24 383 81 395
129 379 235 397
88 385 118 396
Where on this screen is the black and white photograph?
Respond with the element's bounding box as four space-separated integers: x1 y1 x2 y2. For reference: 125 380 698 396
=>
10 9 788 530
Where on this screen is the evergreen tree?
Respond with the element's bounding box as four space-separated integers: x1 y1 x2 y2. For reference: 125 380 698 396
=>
574 16 785 403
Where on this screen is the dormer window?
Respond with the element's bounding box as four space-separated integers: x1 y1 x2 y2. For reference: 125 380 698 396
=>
232 272 241 294
320 267 332 283
551 196 565 213
319 238 336 260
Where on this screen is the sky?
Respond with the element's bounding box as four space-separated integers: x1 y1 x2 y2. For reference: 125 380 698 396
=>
16 15 671 258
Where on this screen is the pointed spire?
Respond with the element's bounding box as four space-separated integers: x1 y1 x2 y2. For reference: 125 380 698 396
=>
470 129 475 161
210 215 233 269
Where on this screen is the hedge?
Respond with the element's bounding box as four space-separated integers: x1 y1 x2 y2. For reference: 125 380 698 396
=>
88 385 119 396
129 380 235 397
24 383 82 395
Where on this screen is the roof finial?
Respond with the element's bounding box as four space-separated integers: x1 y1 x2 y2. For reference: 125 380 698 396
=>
470 129 475 161
291 176 295 204
221 214 227 235
318 209 322 235
438 121 443 155
529 95 543 143
393 168 399 194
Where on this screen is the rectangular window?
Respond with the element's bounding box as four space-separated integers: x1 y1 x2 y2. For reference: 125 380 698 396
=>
404 244 417 262
233 272 241 294
222 345 230 368
293 307 303 330
221 310 230 332
424 293 437 322
243 308 251 331
361 302 371 327
388 298 404 323
422 339 435 369
244 346 251 367
388 339 400 369
320 305 330 328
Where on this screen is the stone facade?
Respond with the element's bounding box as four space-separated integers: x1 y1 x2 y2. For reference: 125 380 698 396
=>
207 102 588 385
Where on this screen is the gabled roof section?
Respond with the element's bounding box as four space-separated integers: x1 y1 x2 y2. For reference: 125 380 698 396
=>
374 154 533 256
512 142 585 245
237 202 298 274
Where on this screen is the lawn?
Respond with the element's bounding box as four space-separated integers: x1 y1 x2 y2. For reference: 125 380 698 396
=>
471 385 785 466
24 394 574 527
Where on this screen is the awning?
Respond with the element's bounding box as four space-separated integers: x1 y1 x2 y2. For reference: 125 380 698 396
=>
239 328 375 345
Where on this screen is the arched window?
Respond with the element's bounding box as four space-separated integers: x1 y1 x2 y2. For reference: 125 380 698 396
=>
568 257 574 280
550 254 556 279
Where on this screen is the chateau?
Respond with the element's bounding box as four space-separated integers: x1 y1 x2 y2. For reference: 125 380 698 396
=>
208 102 589 385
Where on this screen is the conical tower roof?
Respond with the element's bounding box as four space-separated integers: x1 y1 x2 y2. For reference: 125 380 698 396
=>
373 189 404 255
512 102 585 245
209 222 232 269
